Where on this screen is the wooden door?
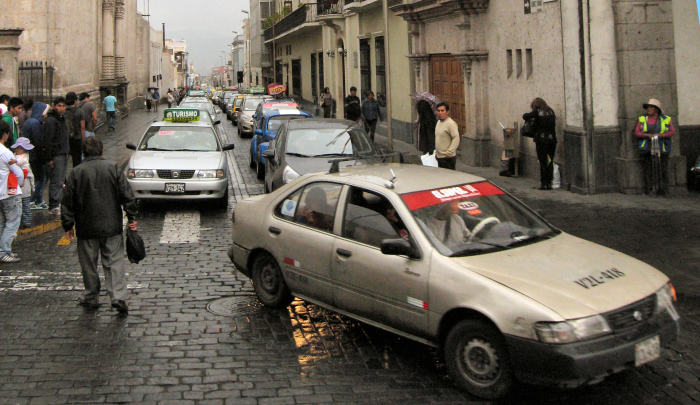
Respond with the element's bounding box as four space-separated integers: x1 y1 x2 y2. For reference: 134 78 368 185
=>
430 54 465 135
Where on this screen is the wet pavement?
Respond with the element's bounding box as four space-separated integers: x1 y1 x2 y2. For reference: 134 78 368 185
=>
1 108 700 404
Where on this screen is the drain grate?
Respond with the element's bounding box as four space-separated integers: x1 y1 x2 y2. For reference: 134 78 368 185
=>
207 295 263 317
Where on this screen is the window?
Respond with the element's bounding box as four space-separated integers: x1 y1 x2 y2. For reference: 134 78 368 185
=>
343 187 409 248
526 48 533 79
375 36 387 117
506 50 513 78
292 59 301 97
286 45 292 56
274 187 303 221
360 39 371 97
311 53 318 100
318 52 325 90
516 49 523 78
275 60 283 84
293 183 343 233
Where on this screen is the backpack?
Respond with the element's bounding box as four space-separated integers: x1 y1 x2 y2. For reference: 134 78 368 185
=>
64 107 83 140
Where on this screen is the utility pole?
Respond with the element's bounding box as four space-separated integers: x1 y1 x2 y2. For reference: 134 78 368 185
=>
382 0 392 149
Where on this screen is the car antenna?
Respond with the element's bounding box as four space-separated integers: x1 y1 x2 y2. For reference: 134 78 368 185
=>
385 168 396 189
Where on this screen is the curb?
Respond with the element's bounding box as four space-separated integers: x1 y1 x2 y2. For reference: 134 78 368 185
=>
16 219 62 242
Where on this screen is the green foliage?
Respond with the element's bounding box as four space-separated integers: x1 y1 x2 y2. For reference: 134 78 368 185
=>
262 4 300 29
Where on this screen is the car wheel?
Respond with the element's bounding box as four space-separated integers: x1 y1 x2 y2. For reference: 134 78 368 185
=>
264 164 271 194
252 253 293 308
256 158 265 180
216 187 229 210
444 319 514 400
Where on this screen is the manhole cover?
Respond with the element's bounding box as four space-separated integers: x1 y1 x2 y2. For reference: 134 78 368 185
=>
207 296 263 317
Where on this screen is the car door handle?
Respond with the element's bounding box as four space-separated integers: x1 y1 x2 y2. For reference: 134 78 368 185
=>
269 226 281 235
336 248 352 258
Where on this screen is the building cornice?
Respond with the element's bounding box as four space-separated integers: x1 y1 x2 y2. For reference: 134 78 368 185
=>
390 0 488 22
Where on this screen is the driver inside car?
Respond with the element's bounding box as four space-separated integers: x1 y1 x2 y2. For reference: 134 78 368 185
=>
425 201 472 248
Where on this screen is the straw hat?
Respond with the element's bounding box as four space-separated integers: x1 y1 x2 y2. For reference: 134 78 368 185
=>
643 99 662 113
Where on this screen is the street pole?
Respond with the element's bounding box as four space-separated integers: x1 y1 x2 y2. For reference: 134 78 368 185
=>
382 0 393 149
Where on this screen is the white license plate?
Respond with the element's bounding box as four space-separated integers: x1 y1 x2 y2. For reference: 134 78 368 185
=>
164 183 185 194
635 335 660 367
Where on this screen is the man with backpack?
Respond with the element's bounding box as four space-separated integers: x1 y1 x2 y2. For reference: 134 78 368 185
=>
65 92 86 168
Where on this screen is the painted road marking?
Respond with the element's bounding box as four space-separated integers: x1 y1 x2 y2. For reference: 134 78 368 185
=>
159 210 200 244
0 270 148 292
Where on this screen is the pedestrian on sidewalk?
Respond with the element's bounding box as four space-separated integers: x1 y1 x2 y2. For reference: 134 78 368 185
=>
11 138 35 229
153 89 161 112
61 137 138 314
361 91 383 142
0 95 9 115
166 90 174 109
103 90 117 130
435 102 460 170
523 98 557 190
320 87 333 118
22 102 49 210
44 96 70 215
344 86 361 122
65 92 86 168
78 93 97 139
635 98 675 197
0 120 25 263
18 98 33 135
2 97 23 148
145 90 153 112
416 100 437 154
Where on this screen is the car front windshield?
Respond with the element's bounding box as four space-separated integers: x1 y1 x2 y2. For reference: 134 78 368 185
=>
401 182 558 257
267 116 302 131
139 126 220 152
244 99 264 109
285 127 374 156
234 98 243 107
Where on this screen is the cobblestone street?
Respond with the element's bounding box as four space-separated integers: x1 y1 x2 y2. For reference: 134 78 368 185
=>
1 109 699 404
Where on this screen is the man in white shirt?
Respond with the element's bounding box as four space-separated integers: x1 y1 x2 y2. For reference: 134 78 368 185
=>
435 102 461 170
0 120 25 263
0 95 9 116
425 202 471 248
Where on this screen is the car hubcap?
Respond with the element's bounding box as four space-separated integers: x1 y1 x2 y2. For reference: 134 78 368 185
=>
261 265 277 293
460 338 500 387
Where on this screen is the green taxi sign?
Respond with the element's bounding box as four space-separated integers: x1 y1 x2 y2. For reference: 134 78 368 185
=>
164 109 200 122
188 90 206 97
249 87 267 94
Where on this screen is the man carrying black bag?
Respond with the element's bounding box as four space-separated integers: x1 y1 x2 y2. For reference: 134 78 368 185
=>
61 137 138 315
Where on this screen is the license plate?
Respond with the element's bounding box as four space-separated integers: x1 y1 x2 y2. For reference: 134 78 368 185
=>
635 335 660 367
164 183 185 194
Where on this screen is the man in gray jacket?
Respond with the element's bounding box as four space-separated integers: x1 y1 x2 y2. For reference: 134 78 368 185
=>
61 137 138 314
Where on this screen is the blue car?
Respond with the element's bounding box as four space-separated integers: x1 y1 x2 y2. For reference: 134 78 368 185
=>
250 109 313 179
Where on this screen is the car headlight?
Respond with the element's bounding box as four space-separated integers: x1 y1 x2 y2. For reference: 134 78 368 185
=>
656 283 680 320
127 169 154 179
282 165 299 184
534 315 611 344
197 170 225 179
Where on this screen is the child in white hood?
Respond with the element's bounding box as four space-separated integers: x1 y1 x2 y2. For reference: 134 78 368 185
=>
11 137 35 228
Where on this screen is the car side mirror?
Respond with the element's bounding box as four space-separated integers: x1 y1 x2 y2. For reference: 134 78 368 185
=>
214 120 221 125
255 129 263 135
126 142 137 150
253 114 258 119
262 149 275 158
222 144 235 151
380 238 416 258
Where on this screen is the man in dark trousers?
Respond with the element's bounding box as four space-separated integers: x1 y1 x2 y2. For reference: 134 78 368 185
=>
61 137 138 314
65 92 86 168
44 96 70 214
344 86 361 122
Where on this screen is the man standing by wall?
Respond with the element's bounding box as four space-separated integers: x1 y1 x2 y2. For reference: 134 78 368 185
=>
2 97 23 148
62 137 138 314
22 102 50 210
361 91 383 142
78 93 98 138
434 102 460 170
44 97 70 214
0 121 25 263
65 92 86 168
103 91 117 131
344 86 361 122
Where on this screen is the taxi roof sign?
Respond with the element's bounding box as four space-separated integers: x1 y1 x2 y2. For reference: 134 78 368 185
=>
164 109 200 122
249 87 267 94
187 90 206 97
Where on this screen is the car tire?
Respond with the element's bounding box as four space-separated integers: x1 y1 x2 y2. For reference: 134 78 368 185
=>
252 253 293 308
216 187 229 210
256 157 265 180
264 164 271 194
444 319 514 400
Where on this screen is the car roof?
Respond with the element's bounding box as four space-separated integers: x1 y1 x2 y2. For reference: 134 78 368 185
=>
286 118 359 130
266 111 312 119
307 163 487 195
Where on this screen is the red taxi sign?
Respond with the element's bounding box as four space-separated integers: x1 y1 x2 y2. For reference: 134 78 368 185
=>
262 102 297 109
401 182 504 211
267 83 287 95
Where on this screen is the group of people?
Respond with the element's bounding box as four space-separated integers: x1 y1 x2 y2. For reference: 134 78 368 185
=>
146 88 181 111
318 87 383 142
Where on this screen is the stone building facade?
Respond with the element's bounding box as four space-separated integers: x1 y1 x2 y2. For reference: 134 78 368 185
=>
0 0 151 111
392 0 700 194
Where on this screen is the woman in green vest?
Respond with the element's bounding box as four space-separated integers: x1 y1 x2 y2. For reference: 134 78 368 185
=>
634 98 675 197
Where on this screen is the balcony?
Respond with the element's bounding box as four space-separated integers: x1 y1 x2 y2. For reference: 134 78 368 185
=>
264 4 319 42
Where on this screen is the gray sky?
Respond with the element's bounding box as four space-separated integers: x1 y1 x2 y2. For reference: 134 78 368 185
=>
140 0 250 75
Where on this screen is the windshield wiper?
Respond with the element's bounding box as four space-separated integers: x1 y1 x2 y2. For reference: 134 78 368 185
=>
286 152 312 157
505 232 557 248
314 153 352 157
449 242 508 257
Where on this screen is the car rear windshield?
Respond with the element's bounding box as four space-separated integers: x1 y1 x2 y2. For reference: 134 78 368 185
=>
285 128 373 156
401 182 558 257
234 98 243 107
180 102 212 113
244 99 266 109
139 126 220 152
267 116 305 131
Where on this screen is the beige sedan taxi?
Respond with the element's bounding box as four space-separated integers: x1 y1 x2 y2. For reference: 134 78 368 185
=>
227 163 680 399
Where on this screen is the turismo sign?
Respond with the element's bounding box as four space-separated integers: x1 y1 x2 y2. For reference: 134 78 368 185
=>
249 87 267 94
188 90 206 97
164 109 200 122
